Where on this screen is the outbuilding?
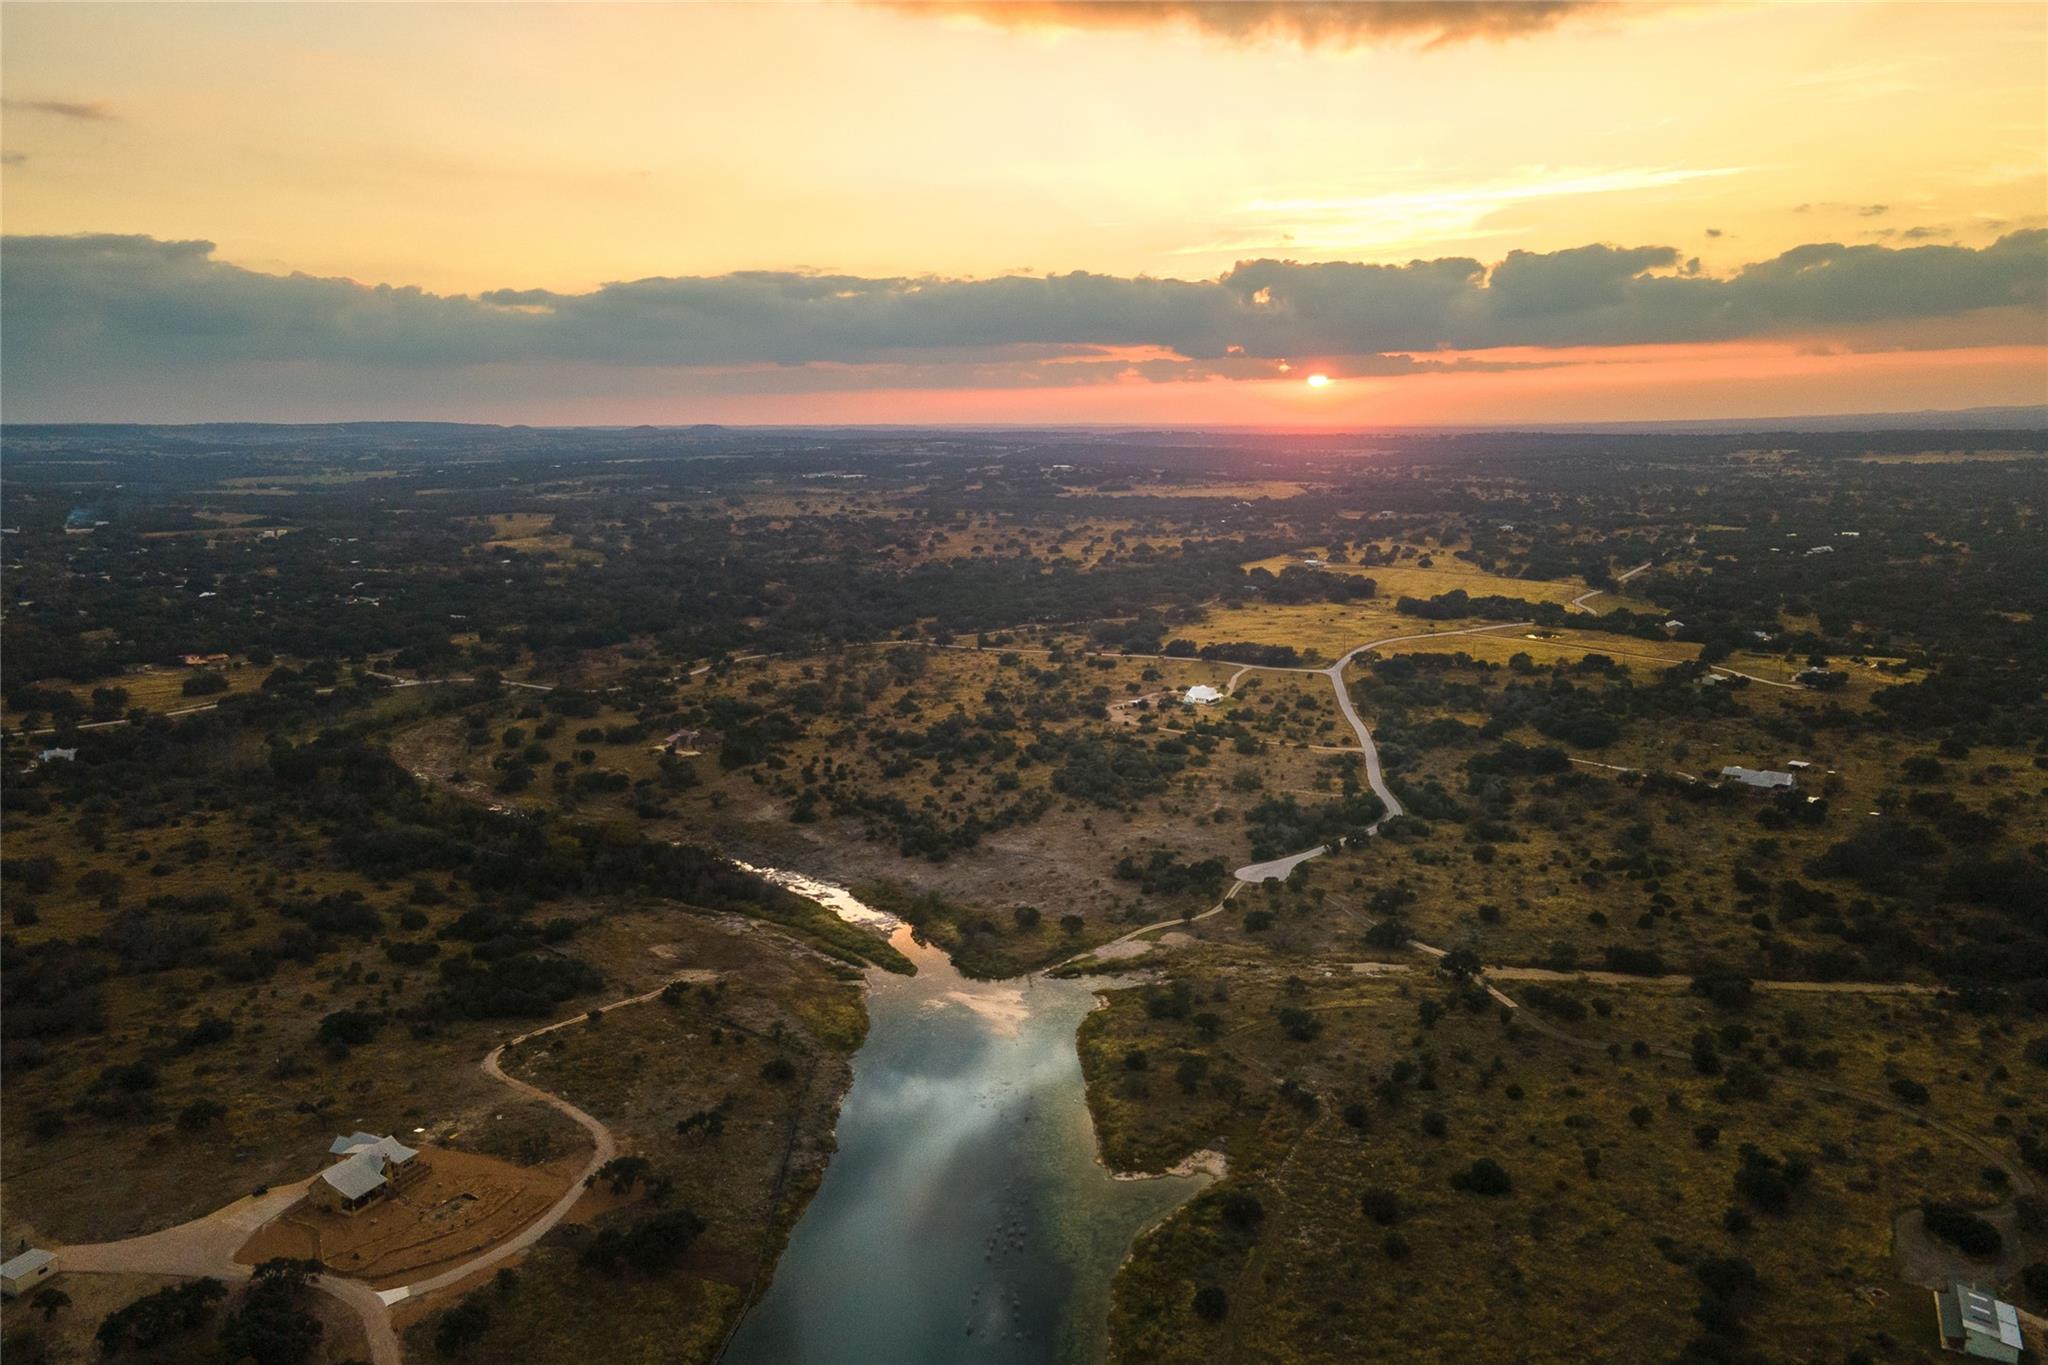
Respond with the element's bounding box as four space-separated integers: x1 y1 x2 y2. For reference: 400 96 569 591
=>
0 1249 57 1298
1934 1280 2024 1363
1719 766 1797 790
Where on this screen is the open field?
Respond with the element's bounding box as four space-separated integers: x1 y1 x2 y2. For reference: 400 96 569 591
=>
1240 552 1607 608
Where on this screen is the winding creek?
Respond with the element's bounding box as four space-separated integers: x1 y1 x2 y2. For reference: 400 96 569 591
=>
725 866 1215 1365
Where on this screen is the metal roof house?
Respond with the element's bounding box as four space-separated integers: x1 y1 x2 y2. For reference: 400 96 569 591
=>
1183 684 1223 705
0 1249 57 1298
314 1134 424 1214
1720 766 1797 790
1934 1281 2024 1363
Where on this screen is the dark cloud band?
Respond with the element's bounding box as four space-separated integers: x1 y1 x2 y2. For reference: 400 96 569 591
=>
2 230 2041 407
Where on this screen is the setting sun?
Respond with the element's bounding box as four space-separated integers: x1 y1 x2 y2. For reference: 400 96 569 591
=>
1306 373 1332 389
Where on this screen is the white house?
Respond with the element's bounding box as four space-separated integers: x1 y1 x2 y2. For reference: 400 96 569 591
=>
1182 684 1223 706
0 1249 57 1298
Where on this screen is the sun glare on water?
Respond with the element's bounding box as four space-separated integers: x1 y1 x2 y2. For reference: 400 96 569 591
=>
1305 373 1332 389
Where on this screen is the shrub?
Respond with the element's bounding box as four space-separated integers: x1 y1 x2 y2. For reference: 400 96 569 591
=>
1217 1190 1265 1232
1192 1286 1228 1322
1602 945 1666 976
1520 985 1588 1024
579 1208 707 1274
1449 1158 1512 1196
177 1100 228 1131
95 1279 227 1355
316 1009 384 1047
1920 1200 2002 1257
1732 1145 1811 1213
1275 1006 1322 1042
433 1299 492 1357
1890 1076 1931 1105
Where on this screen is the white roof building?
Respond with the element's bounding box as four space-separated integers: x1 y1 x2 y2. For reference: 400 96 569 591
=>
1936 1280 2024 1363
321 1153 389 1203
0 1249 56 1298
1720 766 1797 789
1183 684 1224 706
317 1134 421 1208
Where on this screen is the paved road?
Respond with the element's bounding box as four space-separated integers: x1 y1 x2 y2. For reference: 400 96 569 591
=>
1569 559 1652 614
1322 621 1533 829
1234 847 1329 882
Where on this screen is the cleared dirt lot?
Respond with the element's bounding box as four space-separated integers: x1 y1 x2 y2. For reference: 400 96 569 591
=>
234 1145 573 1288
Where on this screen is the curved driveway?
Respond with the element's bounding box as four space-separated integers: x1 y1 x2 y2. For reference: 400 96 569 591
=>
57 1179 401 1364
57 972 701 1364
1323 621 1533 829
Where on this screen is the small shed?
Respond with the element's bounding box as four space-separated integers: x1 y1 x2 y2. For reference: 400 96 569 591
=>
1719 766 1797 790
0 1249 57 1298
1182 684 1223 706
1934 1280 2023 1363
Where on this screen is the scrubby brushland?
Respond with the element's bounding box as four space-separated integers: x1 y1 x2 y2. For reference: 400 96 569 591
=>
3 423 2045 1362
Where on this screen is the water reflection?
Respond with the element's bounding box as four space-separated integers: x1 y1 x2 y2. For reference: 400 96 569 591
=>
724 883 1211 1365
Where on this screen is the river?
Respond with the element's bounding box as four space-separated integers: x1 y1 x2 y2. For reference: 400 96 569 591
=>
724 866 1215 1365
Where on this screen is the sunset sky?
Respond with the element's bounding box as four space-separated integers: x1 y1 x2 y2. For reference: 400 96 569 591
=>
3 0 2044 425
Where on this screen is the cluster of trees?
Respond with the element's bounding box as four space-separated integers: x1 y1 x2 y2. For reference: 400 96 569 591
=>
88 1269 315 1362
1242 792 1385 862
1115 851 1228 898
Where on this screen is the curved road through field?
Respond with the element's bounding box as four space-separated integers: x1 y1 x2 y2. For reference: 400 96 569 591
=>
1322 621 1533 827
